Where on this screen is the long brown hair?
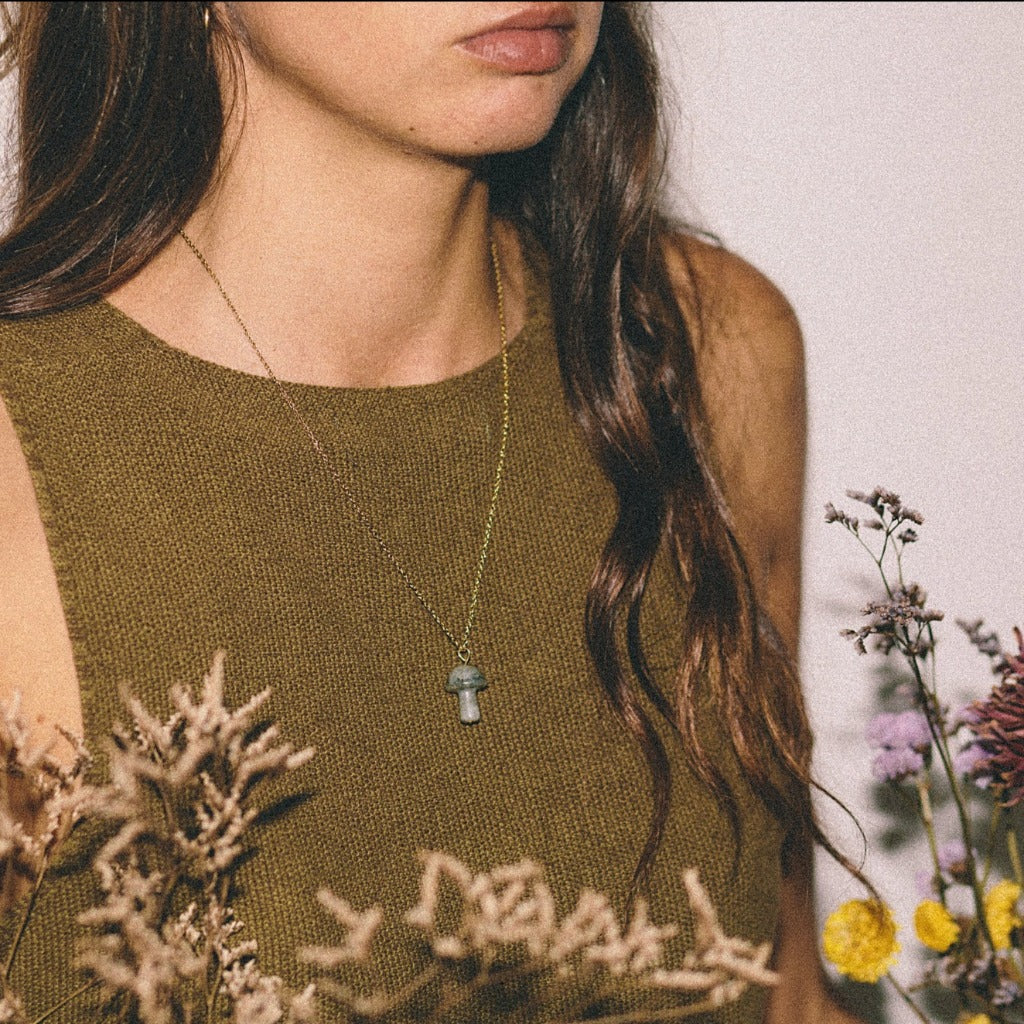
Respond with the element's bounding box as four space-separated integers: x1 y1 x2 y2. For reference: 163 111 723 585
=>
0 2 844 888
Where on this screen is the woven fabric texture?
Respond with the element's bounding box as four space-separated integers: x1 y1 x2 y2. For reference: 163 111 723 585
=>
0 243 784 1022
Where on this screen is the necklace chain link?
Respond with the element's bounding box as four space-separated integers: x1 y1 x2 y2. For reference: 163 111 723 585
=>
179 229 510 664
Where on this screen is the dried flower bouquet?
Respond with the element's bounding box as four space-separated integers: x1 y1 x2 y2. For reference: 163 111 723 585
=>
0 653 777 1023
821 489 1024 1024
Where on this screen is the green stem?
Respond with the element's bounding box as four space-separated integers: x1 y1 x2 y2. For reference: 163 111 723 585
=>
1009 830 1024 888
916 774 944 903
29 979 100 1024
982 802 1004 886
885 973 931 1024
902 625 994 950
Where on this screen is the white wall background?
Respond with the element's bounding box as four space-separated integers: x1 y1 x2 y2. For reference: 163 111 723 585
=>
654 3 1023 1021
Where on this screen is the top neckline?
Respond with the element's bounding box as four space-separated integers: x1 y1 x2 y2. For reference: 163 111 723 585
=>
94 232 550 405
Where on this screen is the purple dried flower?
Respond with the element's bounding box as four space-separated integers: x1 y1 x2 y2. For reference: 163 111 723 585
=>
871 747 925 783
993 979 1022 1006
936 840 967 875
824 502 859 531
953 742 988 777
1004 627 1024 679
866 711 932 752
951 704 982 728
935 840 975 884
959 619 1005 661
915 869 939 899
965 671 1024 806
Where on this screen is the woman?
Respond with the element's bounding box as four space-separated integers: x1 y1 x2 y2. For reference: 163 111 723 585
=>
0 3 860 1021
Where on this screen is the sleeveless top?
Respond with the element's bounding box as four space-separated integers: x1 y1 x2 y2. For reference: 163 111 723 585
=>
0 244 784 1023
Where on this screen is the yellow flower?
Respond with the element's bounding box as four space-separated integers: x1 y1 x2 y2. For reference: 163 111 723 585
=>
822 899 900 983
913 899 960 951
984 879 1022 951
959 1015 992 1024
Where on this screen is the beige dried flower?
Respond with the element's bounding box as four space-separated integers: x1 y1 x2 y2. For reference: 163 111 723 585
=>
648 869 777 1005
74 653 314 1024
0 691 94 882
299 890 384 968
0 993 26 1024
464 858 556 957
77 857 204 1024
547 888 619 968
404 851 557 961
583 897 678 976
315 856 775 1022
404 850 474 957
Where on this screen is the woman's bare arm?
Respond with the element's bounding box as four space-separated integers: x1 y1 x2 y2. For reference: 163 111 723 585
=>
666 236 861 1022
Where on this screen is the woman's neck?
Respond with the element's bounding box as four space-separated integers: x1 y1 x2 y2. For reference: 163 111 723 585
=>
107 57 526 388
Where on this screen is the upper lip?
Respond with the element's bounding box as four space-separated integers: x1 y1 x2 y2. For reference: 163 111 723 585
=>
461 3 576 39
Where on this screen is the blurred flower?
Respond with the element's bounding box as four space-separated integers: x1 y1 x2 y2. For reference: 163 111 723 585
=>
871 747 924 783
994 979 1023 1006
952 704 983 728
867 710 931 781
915 869 939 900
960 1015 992 1024
966 673 1024 806
867 711 932 751
914 900 960 952
0 994 25 1024
953 743 988 779
984 880 1022 951
937 840 967 875
937 840 973 884
822 900 899 983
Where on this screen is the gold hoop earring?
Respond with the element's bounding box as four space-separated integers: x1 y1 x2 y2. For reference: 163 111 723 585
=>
203 5 211 31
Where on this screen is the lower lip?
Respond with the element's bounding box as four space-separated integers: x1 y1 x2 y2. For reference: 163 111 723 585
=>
459 27 572 74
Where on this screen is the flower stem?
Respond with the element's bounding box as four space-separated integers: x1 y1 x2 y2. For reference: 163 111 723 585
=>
902 624 994 949
915 774 944 903
29 979 100 1024
1009 830 1024 888
553 995 737 1024
885 972 931 1023
1 857 49 987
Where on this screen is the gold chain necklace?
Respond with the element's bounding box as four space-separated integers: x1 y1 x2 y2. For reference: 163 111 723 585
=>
179 229 510 725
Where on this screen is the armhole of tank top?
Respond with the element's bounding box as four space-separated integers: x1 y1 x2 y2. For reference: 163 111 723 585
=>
0 388 85 752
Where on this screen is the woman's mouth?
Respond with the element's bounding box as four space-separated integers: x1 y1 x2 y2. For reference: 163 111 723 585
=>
458 26 572 74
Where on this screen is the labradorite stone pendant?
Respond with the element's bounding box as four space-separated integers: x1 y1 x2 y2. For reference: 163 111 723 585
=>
446 663 488 725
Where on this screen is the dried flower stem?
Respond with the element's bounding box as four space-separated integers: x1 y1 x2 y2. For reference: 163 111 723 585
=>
907 624 994 949
836 496 995 950
884 972 931 1024
27 980 99 1024
427 958 548 1022
914 775 944 904
204 877 230 1022
1 859 47 989
1009 831 1024 890
553 995 743 1024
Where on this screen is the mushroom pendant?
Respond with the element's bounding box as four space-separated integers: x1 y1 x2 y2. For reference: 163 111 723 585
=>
446 663 488 725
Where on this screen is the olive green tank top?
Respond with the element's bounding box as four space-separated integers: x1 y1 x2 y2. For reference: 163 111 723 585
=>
0 245 783 1022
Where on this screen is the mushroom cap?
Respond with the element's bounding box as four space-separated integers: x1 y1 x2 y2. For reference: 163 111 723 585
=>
446 664 487 692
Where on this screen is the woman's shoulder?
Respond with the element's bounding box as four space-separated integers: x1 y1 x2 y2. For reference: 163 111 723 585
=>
661 229 807 649
661 231 803 377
